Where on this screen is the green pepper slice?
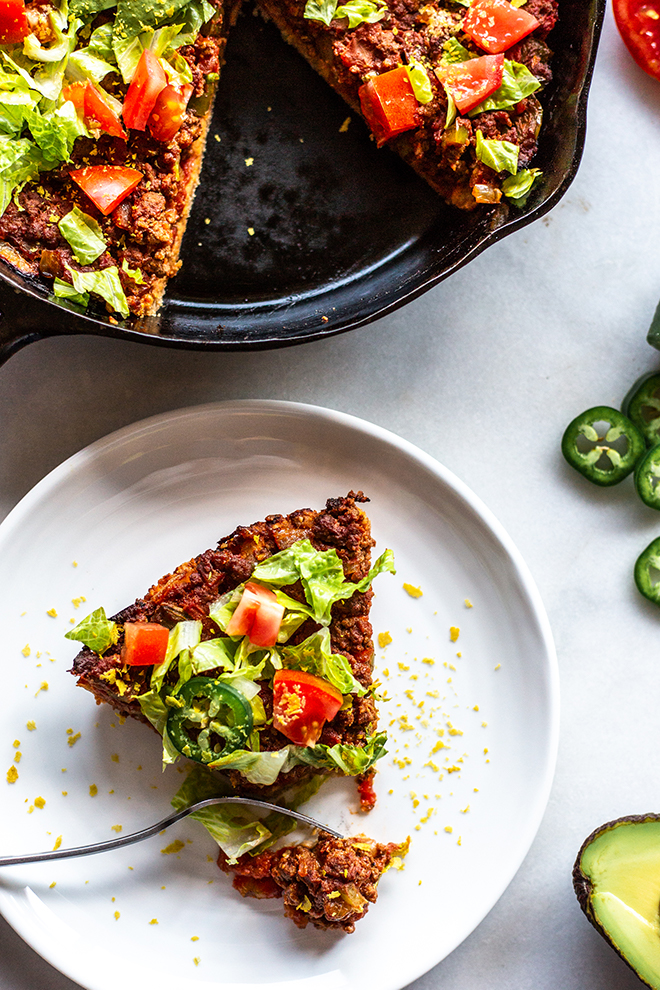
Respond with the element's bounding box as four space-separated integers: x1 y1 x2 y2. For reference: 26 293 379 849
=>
634 444 660 509
561 406 645 486
634 536 660 605
622 373 660 448
166 677 253 764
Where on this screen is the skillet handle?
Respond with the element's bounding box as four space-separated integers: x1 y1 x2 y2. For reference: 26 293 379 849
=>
0 276 82 367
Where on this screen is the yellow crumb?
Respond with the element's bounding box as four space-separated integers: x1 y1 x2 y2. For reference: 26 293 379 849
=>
161 839 185 855
114 912 120 920
6 766 18 783
193 958 200 966
53 836 62 850
68 732 81 747
244 157 254 166
14 752 21 763
89 784 98 797
247 227 255 236
339 116 351 132
111 754 119 763
457 836 462 846
35 682 48 697
422 657 435 665
473 705 479 711
21 644 31 657
378 631 392 648
398 662 409 671
72 561 78 567
444 826 453 833
484 748 489 754
49 881 56 888
27 721 36 731
494 663 501 670
34 796 45 809
461 805 470 814
382 667 389 677
62 791 67 796
149 919 158 925
464 599 473 608
111 825 122 833
449 627 460 642
191 936 199 942
403 583 423 598
46 608 57 618
71 597 86 609
482 722 488 728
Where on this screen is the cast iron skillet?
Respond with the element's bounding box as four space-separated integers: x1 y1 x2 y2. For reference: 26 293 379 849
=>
0 0 605 363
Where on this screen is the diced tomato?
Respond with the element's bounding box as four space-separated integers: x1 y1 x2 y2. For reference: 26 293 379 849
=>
122 622 169 666
357 773 377 811
0 0 28 43
148 83 192 143
69 165 143 216
436 54 504 113
613 0 660 80
272 669 343 747
64 81 127 139
358 66 419 147
123 49 167 131
463 0 539 54
225 582 285 648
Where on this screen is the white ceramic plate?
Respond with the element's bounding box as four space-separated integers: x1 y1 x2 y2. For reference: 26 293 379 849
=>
0 400 558 990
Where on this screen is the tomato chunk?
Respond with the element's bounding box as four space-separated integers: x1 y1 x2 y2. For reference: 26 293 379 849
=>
436 54 504 113
463 0 539 54
614 0 660 80
123 49 167 131
69 165 143 216
272 669 343 747
122 622 169 666
148 83 192 143
64 81 127 139
226 582 285 648
358 66 419 147
0 0 28 43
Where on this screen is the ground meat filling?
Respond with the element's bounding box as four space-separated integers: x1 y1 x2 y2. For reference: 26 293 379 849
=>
218 835 403 932
257 0 558 209
0 1 228 317
70 492 380 796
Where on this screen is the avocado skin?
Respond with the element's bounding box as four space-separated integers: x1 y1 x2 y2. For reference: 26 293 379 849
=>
573 813 660 990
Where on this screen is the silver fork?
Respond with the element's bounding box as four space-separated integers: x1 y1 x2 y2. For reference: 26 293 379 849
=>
0 796 344 867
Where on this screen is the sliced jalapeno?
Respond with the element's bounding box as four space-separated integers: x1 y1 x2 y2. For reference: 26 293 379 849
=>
634 444 660 509
561 406 645 486
634 536 660 605
622 373 660 447
166 676 253 764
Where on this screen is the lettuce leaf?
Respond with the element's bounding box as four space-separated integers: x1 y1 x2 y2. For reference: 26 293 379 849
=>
278 628 365 696
25 101 87 163
189 636 236 675
66 263 130 318
405 61 433 104
151 619 202 691
69 0 117 18
475 130 519 175
303 0 339 24
65 605 118 653
58 206 106 264
502 166 542 204
251 539 395 625
66 47 116 83
290 730 388 775
207 746 292 785
0 136 47 215
442 37 472 63
333 0 386 27
171 763 326 862
469 60 540 115
137 690 181 766
53 277 89 308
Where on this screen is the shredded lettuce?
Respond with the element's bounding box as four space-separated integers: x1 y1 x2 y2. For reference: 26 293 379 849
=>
469 60 540 116
442 37 472 63
25 101 87 163
65 605 118 653
405 61 433 104
0 136 50 215
475 130 519 175
151 619 202 691
207 746 293 785
58 206 107 264
121 259 145 284
172 764 327 862
137 690 181 767
251 539 395 626
291 730 388 775
303 0 385 27
277 628 365 696
53 277 89 308
502 167 542 204
66 47 116 83
65 264 130 318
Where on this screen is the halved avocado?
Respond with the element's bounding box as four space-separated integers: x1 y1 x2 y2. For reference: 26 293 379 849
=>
574 815 660 988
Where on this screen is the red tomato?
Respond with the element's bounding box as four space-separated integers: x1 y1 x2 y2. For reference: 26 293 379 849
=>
64 81 127 139
123 49 167 131
613 0 660 80
0 0 28 43
148 83 192 143
225 582 285 648
122 622 169 666
358 66 419 147
69 165 143 216
463 0 539 54
436 54 504 113
272 669 343 747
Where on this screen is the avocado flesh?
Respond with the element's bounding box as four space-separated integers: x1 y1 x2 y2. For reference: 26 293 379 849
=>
580 819 660 988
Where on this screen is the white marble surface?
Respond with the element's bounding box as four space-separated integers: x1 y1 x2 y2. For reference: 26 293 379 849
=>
2 8 660 989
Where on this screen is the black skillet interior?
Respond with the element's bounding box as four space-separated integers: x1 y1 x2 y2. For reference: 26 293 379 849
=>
0 0 605 362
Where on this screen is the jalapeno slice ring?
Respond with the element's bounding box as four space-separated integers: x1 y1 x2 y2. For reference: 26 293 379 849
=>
622 373 660 448
634 536 660 605
634 444 660 509
166 676 253 764
561 406 645 486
